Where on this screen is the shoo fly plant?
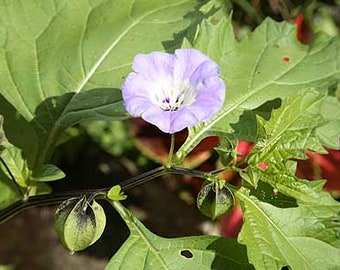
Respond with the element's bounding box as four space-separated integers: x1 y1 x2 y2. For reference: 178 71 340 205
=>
0 1 340 269
122 48 226 134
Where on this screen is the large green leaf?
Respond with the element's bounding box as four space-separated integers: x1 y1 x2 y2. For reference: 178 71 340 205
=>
0 0 202 165
259 172 339 207
0 114 65 209
236 187 340 270
0 116 20 207
107 201 254 270
175 16 340 161
0 145 29 188
30 164 65 182
0 115 10 151
234 88 340 269
247 89 326 170
316 95 340 148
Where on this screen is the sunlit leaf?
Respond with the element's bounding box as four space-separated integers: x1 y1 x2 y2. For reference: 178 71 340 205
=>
237 187 340 270
248 89 326 169
107 185 127 201
316 95 340 148
31 164 65 182
0 115 10 152
0 146 29 188
107 201 254 270
176 16 340 161
0 0 202 165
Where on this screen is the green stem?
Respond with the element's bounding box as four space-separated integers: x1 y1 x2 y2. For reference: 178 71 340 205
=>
0 165 234 225
109 200 130 220
0 166 166 225
166 133 176 168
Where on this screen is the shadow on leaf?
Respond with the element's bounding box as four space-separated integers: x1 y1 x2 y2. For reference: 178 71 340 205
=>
207 237 255 269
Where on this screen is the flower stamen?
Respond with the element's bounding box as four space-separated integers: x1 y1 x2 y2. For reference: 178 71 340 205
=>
160 93 185 111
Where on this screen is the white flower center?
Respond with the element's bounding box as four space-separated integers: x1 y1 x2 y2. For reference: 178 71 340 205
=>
153 79 196 112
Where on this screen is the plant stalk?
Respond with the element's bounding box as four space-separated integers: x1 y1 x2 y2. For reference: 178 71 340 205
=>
0 165 229 225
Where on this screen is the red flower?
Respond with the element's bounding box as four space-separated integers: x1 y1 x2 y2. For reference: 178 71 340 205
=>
295 14 313 44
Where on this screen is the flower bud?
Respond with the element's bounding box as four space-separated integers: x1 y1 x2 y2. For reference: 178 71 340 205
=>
54 196 106 252
197 181 234 219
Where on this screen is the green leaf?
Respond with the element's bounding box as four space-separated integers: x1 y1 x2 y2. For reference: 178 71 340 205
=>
107 201 254 270
248 89 326 169
31 164 65 182
194 15 236 61
0 115 10 152
260 172 338 207
176 16 340 161
316 95 340 148
248 180 297 208
214 136 236 166
0 145 29 188
0 116 22 208
107 185 127 201
0 265 13 270
0 0 202 165
84 120 134 156
240 168 260 188
0 169 20 209
230 98 282 142
237 187 340 270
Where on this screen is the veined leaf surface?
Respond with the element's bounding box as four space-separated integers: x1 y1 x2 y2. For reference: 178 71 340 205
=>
176 16 340 161
0 0 201 164
107 201 254 270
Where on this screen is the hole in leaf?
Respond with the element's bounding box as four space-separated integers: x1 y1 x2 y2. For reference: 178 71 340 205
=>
281 266 291 270
180 250 193 259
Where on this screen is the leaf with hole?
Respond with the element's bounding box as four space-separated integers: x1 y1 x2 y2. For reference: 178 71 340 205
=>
107 201 253 270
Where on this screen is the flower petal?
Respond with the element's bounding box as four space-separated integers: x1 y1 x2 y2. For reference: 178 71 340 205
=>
122 73 153 116
173 49 211 81
190 59 220 85
169 108 200 133
180 77 225 124
142 107 172 133
122 49 226 134
132 52 174 79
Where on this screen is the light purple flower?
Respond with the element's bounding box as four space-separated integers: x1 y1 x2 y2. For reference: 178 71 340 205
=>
122 49 226 134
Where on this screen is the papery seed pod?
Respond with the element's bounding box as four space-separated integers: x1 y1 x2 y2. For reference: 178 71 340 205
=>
54 196 106 252
197 181 234 219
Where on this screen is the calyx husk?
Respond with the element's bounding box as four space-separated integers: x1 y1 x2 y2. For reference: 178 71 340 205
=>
54 196 106 252
197 180 234 219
